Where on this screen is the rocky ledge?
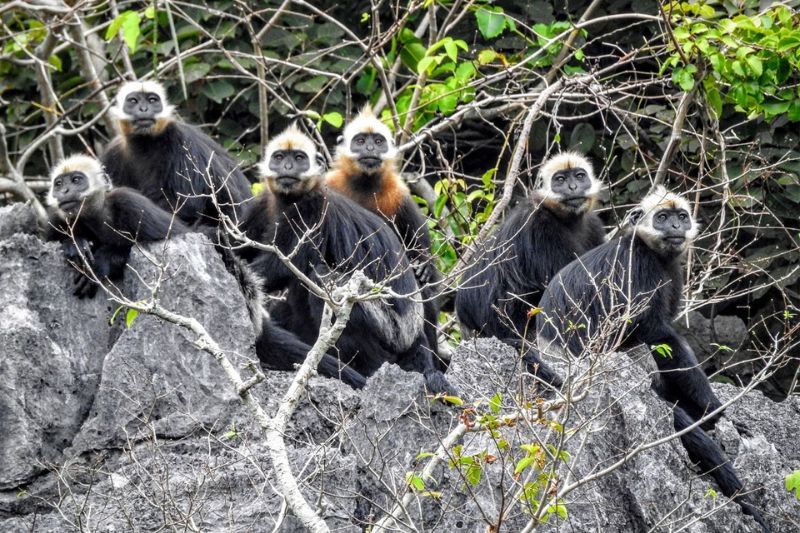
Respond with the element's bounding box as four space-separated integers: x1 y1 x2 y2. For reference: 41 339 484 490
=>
0 204 797 532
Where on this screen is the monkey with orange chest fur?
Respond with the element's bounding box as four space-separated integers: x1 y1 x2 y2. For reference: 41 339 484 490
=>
239 124 454 394
327 107 445 367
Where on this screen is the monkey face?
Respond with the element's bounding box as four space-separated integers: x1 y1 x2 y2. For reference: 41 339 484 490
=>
350 132 389 170
51 171 91 215
267 149 314 195
550 167 592 212
651 207 693 253
122 91 164 133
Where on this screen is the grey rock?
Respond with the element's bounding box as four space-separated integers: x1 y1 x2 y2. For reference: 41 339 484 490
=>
674 311 750 374
0 205 797 532
0 203 38 240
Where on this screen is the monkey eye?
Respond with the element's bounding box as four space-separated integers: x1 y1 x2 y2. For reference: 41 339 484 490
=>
555 175 565 183
356 137 365 144
127 97 137 104
295 154 306 162
274 153 284 161
375 137 383 144
575 172 586 179
54 179 62 187
148 96 158 103
679 213 687 220
658 213 667 221
71 175 82 184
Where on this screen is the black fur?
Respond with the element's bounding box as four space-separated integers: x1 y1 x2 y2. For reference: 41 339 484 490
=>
456 193 604 384
240 186 454 394
537 232 769 530
336 169 445 370
102 121 252 228
48 187 188 297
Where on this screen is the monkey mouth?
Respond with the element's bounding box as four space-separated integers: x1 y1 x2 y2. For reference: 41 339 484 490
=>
276 176 301 188
358 156 382 168
664 236 686 245
562 197 587 208
133 118 156 130
59 200 81 211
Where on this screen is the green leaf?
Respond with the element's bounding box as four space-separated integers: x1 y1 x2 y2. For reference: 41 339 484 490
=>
294 75 327 93
121 12 141 53
440 395 464 406
489 392 502 414
144 6 156 19
475 7 507 40
251 182 265 196
322 111 343 128
106 11 142 53
443 39 458 62
202 80 235 103
705 86 723 118
110 305 125 325
477 49 498 65
465 464 482 486
514 456 534 475
48 54 62 71
417 56 436 75
651 343 673 358
125 309 139 329
184 62 211 84
745 56 763 77
406 472 425 491
786 470 800 500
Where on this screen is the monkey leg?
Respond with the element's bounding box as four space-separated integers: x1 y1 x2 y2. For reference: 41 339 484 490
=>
256 320 366 389
501 337 564 388
646 326 723 429
673 407 770 532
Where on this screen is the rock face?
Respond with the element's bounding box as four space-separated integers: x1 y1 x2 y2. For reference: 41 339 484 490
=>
0 204 798 532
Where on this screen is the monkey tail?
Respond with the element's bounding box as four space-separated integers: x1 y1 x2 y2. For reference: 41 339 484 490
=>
673 407 770 532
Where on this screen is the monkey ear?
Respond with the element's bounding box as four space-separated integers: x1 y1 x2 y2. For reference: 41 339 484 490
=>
626 207 645 226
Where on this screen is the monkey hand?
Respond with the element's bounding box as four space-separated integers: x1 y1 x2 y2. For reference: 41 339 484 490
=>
73 270 99 299
61 238 99 298
412 260 433 285
62 237 94 266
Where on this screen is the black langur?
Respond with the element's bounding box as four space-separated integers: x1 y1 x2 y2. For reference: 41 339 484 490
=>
536 187 769 531
327 106 444 367
46 154 187 298
455 151 605 384
240 125 453 394
101 80 252 228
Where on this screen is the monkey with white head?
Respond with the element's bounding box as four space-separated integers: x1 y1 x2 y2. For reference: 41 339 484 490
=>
327 107 445 368
240 124 454 394
46 154 187 298
536 187 769 531
455 151 605 385
102 80 252 229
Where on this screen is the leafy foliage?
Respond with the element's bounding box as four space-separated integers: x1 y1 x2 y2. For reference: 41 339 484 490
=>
665 2 800 121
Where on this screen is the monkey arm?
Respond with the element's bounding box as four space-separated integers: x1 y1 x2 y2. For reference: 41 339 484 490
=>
394 197 439 285
639 321 723 428
107 188 189 243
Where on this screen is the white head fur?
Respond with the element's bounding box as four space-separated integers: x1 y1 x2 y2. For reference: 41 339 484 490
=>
47 154 110 206
536 151 601 199
258 124 323 181
337 106 398 162
630 185 698 251
112 80 175 122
